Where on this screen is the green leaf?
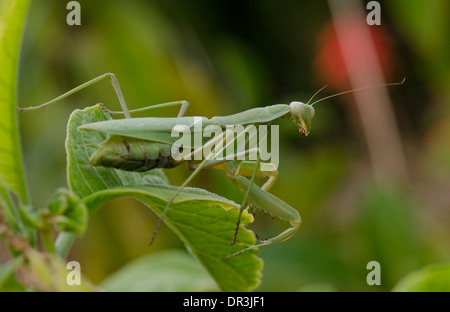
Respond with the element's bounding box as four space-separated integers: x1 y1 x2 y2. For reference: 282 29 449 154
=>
66 105 263 291
359 186 421 287
18 204 44 230
84 184 261 291
393 263 450 292
0 188 22 233
47 188 88 235
100 250 219 292
56 104 170 257
22 248 95 291
0 0 30 207
66 105 169 198
16 188 88 235
0 258 25 292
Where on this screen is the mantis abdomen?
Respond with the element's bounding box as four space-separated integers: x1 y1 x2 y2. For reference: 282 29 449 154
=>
89 135 176 172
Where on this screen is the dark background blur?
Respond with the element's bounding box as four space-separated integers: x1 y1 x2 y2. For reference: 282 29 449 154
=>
12 0 450 291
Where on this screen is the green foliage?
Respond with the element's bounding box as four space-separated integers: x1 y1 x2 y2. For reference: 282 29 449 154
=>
388 1 450 176
0 258 25 291
21 248 94 291
18 204 45 230
359 186 421 288
393 263 450 292
47 188 88 235
0 0 32 289
0 0 30 221
388 0 450 75
101 250 219 292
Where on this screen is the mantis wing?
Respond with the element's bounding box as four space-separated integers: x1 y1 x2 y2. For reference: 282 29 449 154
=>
78 114 222 146
78 103 291 147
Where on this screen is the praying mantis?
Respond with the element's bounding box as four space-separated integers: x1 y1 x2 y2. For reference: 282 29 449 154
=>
19 73 404 255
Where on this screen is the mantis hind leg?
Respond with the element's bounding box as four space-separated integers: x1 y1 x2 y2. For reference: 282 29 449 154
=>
17 73 132 118
108 100 190 118
17 72 190 118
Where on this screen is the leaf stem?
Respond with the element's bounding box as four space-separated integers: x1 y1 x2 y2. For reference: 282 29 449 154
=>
41 228 55 254
55 232 76 259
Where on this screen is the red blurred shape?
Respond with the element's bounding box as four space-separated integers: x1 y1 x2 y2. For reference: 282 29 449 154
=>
314 20 395 91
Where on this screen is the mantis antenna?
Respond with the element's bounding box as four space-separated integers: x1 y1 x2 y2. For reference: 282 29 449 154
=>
305 84 328 105
309 77 406 107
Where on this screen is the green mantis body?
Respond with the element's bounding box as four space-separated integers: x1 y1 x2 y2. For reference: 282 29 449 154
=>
78 101 307 249
19 73 403 255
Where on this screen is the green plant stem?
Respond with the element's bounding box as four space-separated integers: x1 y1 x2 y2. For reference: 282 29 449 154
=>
55 232 76 259
0 0 31 207
41 228 55 254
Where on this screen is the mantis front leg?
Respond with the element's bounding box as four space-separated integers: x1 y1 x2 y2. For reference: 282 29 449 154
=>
226 173 301 257
182 133 283 248
223 159 280 245
226 160 279 192
221 157 300 255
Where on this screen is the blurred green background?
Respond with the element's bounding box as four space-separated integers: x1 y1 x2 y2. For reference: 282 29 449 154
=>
7 0 450 291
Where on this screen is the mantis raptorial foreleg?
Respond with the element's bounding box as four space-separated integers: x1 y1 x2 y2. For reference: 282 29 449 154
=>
183 143 281 246
220 158 281 245
149 123 280 247
186 160 278 191
171 120 282 246
226 174 301 257
224 161 279 192
230 156 262 246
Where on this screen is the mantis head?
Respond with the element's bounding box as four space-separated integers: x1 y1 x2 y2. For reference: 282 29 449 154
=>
288 78 406 136
289 102 315 136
